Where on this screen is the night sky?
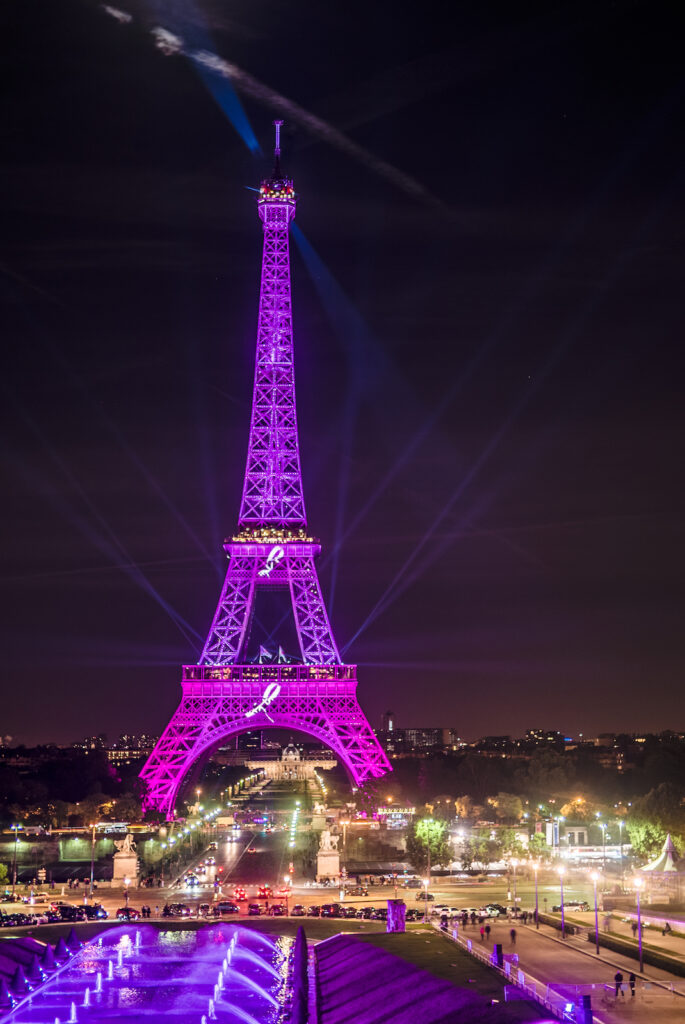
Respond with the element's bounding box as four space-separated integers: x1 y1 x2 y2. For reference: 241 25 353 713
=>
2 1 684 746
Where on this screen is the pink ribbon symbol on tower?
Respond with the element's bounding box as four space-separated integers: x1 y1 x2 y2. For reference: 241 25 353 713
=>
258 544 285 577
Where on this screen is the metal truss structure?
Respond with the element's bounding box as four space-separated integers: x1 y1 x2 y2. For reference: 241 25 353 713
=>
141 124 391 817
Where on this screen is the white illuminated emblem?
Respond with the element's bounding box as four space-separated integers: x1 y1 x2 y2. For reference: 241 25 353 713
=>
245 682 282 721
258 545 285 577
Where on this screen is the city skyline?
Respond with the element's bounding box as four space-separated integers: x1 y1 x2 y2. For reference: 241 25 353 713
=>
2 1 684 746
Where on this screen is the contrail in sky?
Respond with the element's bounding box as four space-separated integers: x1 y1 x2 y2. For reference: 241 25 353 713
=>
100 5 441 207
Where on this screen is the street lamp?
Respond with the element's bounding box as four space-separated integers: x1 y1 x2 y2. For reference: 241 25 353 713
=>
634 876 644 972
600 823 607 871
11 824 22 898
532 859 540 929
590 871 600 954
557 865 566 938
423 877 429 924
89 823 97 899
511 858 519 911
618 820 624 882
124 876 130 909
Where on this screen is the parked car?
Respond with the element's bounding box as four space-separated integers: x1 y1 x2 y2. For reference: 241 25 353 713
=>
162 904 191 918
116 907 140 921
83 904 108 920
306 905 321 917
269 904 287 916
483 903 508 917
320 904 341 918
247 903 262 916
59 905 87 922
291 904 306 917
215 901 240 915
341 906 358 918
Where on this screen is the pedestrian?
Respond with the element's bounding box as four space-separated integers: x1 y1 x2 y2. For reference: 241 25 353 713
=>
664 922 672 935
628 973 636 998
522 911 528 925
480 925 485 942
510 928 517 945
614 971 624 998
485 924 491 941
155 905 160 917
631 921 638 937
470 911 476 926
461 911 468 927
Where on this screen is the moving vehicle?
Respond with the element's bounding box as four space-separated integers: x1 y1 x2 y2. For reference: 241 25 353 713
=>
257 886 273 899
345 885 369 896
415 892 435 902
552 900 590 913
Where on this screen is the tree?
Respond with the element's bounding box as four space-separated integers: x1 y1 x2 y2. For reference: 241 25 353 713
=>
493 792 524 824
627 782 685 860
0 863 7 887
498 827 525 859
527 833 549 860
454 796 474 821
406 818 451 873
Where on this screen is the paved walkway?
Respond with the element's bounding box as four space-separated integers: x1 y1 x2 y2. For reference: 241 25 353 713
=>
452 917 685 1024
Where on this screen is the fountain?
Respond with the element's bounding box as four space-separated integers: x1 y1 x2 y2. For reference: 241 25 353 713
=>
5 925 291 1024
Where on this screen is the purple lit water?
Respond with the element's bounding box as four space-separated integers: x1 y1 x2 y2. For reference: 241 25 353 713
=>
7 925 292 1024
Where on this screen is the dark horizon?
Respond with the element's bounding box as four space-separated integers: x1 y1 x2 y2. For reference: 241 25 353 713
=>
2 0 684 747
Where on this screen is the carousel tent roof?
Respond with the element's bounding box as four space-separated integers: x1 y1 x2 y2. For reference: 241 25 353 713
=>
641 834 679 872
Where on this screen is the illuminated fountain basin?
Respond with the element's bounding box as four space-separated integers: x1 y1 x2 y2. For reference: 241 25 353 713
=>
5 925 291 1024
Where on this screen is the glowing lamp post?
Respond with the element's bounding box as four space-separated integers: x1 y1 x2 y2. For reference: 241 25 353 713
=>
557 865 566 938
11 824 22 898
511 858 519 910
423 877 430 924
89 823 97 899
634 876 644 972
618 820 624 882
590 871 600 954
532 859 540 929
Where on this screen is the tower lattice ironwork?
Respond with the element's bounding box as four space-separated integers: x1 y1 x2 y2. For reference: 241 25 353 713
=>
141 123 391 817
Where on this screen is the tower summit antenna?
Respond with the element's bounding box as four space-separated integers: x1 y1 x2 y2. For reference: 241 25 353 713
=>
273 119 284 175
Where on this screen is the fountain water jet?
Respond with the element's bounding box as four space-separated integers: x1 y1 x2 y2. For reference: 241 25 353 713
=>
68 1001 77 1023
117 949 124 968
208 997 217 1020
107 961 114 981
95 972 103 993
83 988 90 1007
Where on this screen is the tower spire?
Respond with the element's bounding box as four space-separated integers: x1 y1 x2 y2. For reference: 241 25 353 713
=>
239 123 302 528
273 119 283 176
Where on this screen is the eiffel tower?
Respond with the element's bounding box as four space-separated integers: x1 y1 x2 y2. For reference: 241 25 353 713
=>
141 123 391 817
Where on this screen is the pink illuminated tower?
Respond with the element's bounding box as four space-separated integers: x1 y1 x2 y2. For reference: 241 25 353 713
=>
141 123 391 817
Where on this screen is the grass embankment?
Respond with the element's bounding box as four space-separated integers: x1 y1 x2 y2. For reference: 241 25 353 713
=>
356 925 545 1022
